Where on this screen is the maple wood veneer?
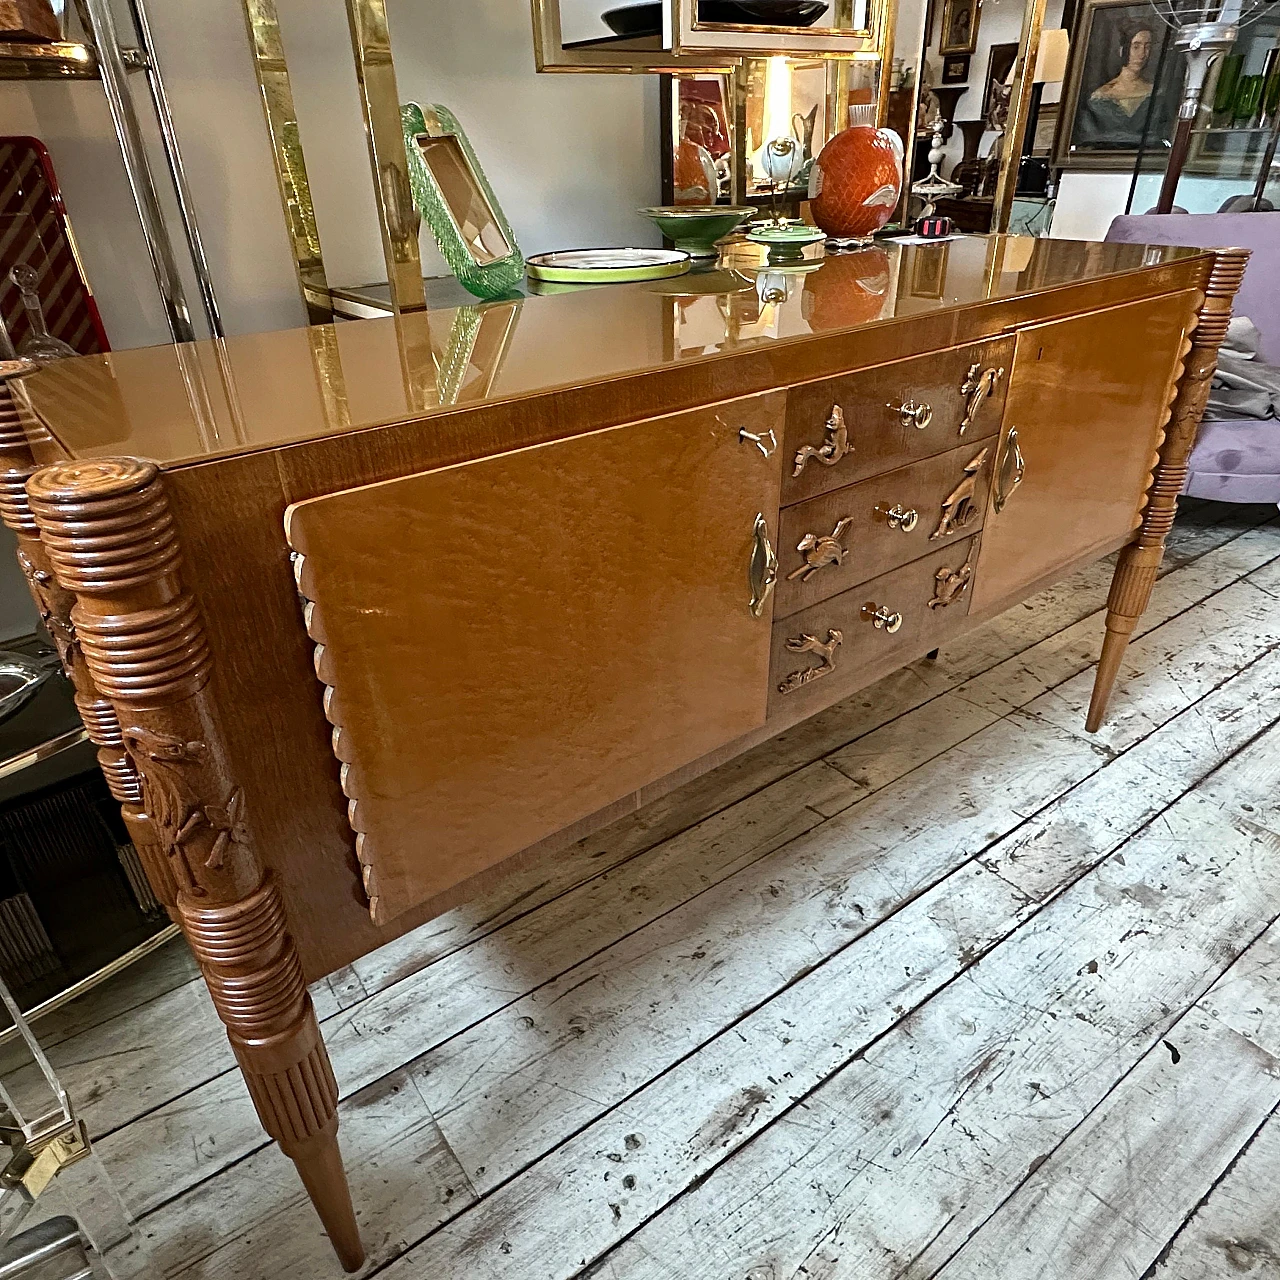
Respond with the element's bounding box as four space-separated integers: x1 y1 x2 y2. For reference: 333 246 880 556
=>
5 236 1247 1269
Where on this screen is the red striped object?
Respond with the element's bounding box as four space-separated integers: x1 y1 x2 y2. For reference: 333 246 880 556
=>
0 137 109 355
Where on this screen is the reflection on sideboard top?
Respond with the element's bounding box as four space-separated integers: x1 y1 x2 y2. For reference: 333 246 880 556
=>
21 236 1206 469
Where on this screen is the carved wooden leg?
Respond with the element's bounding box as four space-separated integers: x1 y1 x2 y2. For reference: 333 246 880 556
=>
25 457 363 1272
1087 247 1251 734
0 367 179 915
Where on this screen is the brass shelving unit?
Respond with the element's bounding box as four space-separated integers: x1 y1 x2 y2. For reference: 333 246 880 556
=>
3 3 220 343
237 0 911 323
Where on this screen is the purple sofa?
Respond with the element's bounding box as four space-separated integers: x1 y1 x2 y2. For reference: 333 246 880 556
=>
1105 212 1280 505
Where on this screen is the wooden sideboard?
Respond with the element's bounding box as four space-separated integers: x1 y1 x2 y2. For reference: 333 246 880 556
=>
0 235 1246 1271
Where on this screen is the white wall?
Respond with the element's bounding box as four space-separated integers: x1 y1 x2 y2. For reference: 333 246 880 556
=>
0 0 660 348
1050 171 1132 239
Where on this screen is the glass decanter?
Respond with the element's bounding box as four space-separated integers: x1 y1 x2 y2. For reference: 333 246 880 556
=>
9 265 77 366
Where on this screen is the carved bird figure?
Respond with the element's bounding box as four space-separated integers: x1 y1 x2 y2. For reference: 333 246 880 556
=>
789 518 854 581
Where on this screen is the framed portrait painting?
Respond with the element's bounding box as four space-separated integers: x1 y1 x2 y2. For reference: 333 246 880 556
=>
939 0 980 55
1055 0 1181 169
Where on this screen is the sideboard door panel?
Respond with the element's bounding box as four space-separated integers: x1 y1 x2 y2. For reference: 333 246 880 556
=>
285 393 785 924
971 291 1196 615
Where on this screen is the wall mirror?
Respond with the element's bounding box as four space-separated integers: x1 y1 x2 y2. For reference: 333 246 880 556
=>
534 0 885 71
888 0 1053 231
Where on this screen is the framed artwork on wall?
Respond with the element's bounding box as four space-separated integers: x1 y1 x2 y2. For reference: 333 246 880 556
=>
1054 0 1181 169
983 42 1019 117
942 54 971 83
939 0 980 54
1032 101 1060 154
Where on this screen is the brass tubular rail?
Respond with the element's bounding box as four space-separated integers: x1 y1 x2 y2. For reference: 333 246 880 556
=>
344 0 426 315
239 0 334 324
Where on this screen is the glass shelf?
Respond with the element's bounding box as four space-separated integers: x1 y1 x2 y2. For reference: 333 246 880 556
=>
1190 124 1278 135
0 41 97 79
0 40 145 81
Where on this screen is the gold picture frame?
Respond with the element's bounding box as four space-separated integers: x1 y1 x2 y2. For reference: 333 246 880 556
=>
938 0 980 54
1052 0 1179 171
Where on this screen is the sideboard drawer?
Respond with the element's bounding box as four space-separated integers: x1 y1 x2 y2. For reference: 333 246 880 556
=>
783 335 1014 505
768 535 980 716
776 438 996 617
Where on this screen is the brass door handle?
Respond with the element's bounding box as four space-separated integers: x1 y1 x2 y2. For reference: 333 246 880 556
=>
875 503 919 533
889 399 934 430
861 602 903 633
960 364 1006 436
993 427 1025 514
749 512 779 618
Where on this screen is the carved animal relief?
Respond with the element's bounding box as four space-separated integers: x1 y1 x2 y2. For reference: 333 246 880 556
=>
788 518 853 582
778 629 843 695
122 727 247 894
930 558 975 609
793 406 852 476
959 364 1005 436
932 447 990 540
17 550 78 672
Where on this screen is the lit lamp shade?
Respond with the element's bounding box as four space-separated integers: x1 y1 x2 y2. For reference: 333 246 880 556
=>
1034 29 1070 85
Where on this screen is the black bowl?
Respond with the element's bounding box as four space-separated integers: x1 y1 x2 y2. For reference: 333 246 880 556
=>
601 3 662 37
602 0 830 37
700 0 830 25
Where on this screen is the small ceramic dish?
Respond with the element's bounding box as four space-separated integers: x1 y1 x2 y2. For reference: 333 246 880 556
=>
639 206 755 259
745 221 828 264
525 248 692 284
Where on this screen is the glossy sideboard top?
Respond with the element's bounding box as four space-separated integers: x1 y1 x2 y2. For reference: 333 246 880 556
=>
21 235 1208 469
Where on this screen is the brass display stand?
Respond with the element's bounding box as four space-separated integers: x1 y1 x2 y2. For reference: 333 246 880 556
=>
238 0 1048 323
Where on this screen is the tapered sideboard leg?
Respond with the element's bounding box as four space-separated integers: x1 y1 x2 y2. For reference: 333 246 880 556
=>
1087 246 1251 734
25 456 363 1273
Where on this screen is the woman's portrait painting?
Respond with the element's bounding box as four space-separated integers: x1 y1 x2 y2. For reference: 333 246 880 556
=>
938 0 979 55
1057 0 1180 166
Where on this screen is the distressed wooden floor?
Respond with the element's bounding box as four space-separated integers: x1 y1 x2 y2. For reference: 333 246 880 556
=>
23 500 1280 1280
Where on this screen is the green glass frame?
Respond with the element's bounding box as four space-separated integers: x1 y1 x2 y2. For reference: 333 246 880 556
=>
401 102 525 301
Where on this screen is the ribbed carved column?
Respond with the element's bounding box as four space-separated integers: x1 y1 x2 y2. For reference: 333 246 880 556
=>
27 457 363 1273
0 367 176 909
1087 247 1252 733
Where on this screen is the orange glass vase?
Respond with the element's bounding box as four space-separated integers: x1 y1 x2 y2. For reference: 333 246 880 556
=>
808 105 904 244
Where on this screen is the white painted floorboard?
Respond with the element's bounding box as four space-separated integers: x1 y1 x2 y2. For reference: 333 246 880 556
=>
25 502 1280 1280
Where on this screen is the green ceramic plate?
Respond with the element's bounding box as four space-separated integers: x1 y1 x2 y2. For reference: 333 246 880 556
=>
526 248 691 284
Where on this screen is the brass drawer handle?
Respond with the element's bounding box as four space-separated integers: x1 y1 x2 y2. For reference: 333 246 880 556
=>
788 517 852 582
861 603 903 634
888 399 934 430
875 503 919 533
960 364 1006 436
778 629 843 695
793 406 852 476
931 557 975 609
993 427 1025 515
749 512 779 618
740 427 777 459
